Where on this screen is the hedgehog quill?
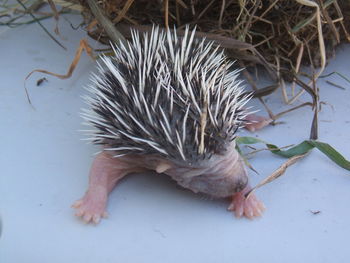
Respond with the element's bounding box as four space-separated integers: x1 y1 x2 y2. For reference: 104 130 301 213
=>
73 27 270 224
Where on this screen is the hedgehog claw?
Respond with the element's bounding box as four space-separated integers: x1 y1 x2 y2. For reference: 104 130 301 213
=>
72 190 108 224
228 189 265 219
72 152 132 224
72 200 83 208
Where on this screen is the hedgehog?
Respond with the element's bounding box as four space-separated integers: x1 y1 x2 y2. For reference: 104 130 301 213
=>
72 27 271 224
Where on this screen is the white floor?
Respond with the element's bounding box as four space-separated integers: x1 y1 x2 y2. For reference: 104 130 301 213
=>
1 14 350 263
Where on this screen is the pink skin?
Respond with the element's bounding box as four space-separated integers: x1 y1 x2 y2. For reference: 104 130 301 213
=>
244 114 272 132
228 186 266 218
72 152 145 224
73 114 269 224
73 151 264 224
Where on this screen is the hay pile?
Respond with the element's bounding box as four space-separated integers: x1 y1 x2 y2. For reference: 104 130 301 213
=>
3 0 349 135
5 0 349 101
81 0 349 66
66 0 349 105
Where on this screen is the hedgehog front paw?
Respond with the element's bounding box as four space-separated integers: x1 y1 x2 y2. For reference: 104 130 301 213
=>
228 191 265 219
72 190 108 224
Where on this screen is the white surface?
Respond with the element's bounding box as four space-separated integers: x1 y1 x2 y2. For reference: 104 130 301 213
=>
1 14 350 263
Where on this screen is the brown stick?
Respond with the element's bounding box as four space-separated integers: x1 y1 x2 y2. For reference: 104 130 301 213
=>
86 0 126 44
24 39 94 106
246 153 308 199
164 0 169 28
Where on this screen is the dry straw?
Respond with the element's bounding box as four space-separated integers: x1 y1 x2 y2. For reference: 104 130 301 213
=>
73 0 350 114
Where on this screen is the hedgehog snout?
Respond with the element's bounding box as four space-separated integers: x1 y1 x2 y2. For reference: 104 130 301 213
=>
186 168 248 198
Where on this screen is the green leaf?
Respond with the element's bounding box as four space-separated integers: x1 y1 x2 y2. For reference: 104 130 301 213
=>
235 143 259 174
266 141 313 158
236 136 350 171
236 136 267 145
308 140 350 170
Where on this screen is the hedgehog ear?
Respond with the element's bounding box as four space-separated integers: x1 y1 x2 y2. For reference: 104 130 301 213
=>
155 162 172 174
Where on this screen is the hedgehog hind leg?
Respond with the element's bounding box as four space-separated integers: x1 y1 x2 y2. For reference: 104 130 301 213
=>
244 114 272 132
227 185 266 219
72 151 135 224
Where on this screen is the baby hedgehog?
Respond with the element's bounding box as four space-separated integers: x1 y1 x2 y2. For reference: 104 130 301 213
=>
73 27 270 224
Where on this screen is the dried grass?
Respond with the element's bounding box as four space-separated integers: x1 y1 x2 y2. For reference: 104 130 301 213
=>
71 0 350 102
3 0 350 132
